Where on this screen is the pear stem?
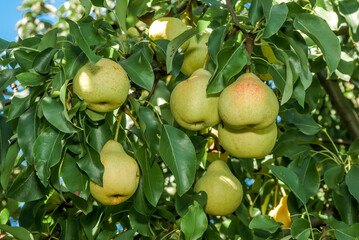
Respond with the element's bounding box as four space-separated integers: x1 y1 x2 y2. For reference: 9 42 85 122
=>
274 179 278 207
114 110 124 142
202 53 209 69
124 106 140 129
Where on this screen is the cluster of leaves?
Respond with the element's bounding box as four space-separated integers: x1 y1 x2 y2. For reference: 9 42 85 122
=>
0 0 359 239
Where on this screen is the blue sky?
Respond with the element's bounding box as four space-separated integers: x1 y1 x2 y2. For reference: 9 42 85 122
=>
0 0 67 41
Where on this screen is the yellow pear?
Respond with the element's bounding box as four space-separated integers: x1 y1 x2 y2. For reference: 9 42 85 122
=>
73 58 130 112
269 195 292 228
148 17 190 51
194 160 243 216
90 140 140 205
170 68 220 131
218 121 277 159
218 72 279 130
181 33 209 76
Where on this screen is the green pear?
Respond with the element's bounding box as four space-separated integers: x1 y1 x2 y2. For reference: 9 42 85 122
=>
194 160 243 216
170 68 220 131
218 121 277 159
218 73 279 129
149 17 190 51
73 58 130 113
181 33 209 76
90 140 140 205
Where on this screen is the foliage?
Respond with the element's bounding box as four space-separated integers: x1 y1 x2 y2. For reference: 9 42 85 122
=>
0 0 359 239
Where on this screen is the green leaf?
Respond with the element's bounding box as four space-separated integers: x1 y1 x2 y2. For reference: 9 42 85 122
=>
291 218 310 240
1 142 20 190
0 224 34 240
166 28 199 73
86 120 113 153
207 44 250 94
33 127 64 186
66 19 102 63
345 165 359 203
0 116 12 169
293 13 340 74
249 215 281 233
77 145 104 186
267 165 307 204
41 96 77 133
324 165 345 189
248 0 263 26
115 0 129 32
280 51 294 105
120 50 154 91
0 38 10 52
139 107 160 154
80 0 92 16
332 182 358 225
78 17 106 46
14 50 38 71
334 223 359 240
208 26 227 64
115 229 137 240
7 166 46 202
0 69 16 92
64 45 88 80
180 201 208 240
16 72 46 87
7 88 32 121
136 147 164 207
133 176 155 216
0 209 10 225
348 138 359 157
129 209 153 237
33 47 58 74
339 1 359 33
38 28 58 51
58 218 81 239
159 125 196 196
62 153 88 193
280 108 322 135
262 3 288 39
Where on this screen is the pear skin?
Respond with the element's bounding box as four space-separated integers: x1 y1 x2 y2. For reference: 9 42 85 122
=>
218 121 277 159
269 195 292 228
218 73 279 129
149 17 190 51
181 33 209 76
73 58 130 113
90 140 140 205
170 69 220 131
194 160 243 216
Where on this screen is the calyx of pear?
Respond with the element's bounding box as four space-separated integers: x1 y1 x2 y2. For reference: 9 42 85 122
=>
218 72 279 130
90 140 140 205
149 17 190 51
73 58 130 113
194 160 243 216
218 121 277 159
181 33 209 76
170 68 220 131
269 195 292 228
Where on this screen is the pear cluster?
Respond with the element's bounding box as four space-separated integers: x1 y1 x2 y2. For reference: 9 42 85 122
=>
149 17 209 76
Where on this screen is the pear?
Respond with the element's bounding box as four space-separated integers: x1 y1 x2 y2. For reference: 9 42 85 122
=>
218 73 279 130
194 160 243 216
181 33 209 76
218 121 277 159
269 195 292 228
149 17 190 51
73 58 130 113
90 140 140 205
170 68 220 131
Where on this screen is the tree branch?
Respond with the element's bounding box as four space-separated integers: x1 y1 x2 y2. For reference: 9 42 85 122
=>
317 70 359 141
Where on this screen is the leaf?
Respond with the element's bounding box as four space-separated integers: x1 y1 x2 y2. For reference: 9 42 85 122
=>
334 223 359 240
0 38 10 52
136 147 164 207
16 72 46 87
345 165 359 203
207 44 250 94
80 0 92 16
133 176 154 216
280 108 322 135
58 218 81 239
33 47 58 74
293 13 341 74
86 120 112 153
139 107 160 154
166 28 198 73
1 142 19 190
7 88 32 121
0 224 34 240
120 50 154 91
291 218 311 240
267 165 307 204
208 26 227 64
248 0 263 26
7 166 46 202
66 19 102 63
38 28 58 51
129 209 153 237
62 153 87 193
280 51 294 105
332 182 358 225
0 69 16 92
180 201 208 240
64 45 88 80
262 3 288 39
33 127 64 186
115 0 129 32
14 50 38 71
249 215 281 233
77 145 104 186
78 17 106 46
348 138 359 157
324 165 345 189
0 116 13 169
115 229 137 240
41 96 77 133
159 125 196 196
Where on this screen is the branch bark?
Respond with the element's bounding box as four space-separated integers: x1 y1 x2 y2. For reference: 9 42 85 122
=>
317 70 359 141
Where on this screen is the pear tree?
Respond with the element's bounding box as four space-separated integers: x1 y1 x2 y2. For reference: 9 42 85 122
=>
1 0 359 239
